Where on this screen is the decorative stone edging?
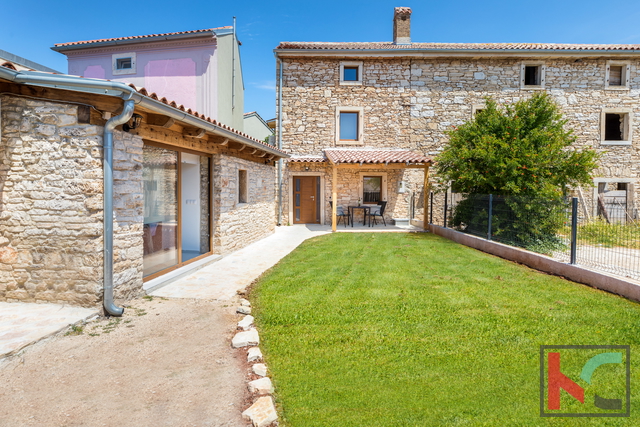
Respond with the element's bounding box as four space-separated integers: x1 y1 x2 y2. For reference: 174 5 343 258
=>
232 298 278 427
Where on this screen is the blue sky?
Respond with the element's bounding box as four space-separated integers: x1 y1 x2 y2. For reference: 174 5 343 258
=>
3 1 640 122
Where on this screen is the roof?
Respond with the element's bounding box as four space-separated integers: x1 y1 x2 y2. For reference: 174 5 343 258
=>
0 49 60 73
289 149 431 165
52 27 231 51
0 66 286 158
276 41 640 53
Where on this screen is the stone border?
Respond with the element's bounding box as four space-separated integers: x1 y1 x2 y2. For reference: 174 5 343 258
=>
429 224 640 302
232 298 278 427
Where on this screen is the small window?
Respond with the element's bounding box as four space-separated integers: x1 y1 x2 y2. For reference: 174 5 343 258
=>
601 109 632 145
112 52 136 75
336 107 364 144
343 66 359 81
521 63 545 89
116 57 132 70
339 61 363 85
363 176 382 204
606 61 630 89
340 112 358 140
238 170 247 203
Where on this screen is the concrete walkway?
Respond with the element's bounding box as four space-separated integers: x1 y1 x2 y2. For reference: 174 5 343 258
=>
150 225 331 299
0 302 97 359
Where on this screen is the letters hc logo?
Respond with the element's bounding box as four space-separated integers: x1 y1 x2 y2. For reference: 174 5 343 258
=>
540 345 630 417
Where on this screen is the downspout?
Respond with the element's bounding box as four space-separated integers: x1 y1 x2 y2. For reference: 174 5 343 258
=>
277 56 284 225
103 98 135 316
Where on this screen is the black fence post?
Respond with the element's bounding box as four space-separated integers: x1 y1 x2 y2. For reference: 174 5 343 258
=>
487 194 493 241
570 197 578 265
443 191 448 228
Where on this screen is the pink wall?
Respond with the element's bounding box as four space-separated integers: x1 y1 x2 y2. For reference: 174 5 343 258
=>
66 41 216 119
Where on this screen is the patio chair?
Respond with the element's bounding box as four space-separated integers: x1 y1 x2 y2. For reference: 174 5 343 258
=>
369 201 387 226
329 201 350 227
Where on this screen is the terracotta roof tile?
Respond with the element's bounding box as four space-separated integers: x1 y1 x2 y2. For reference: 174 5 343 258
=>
325 149 431 164
288 156 326 163
121 83 286 156
277 41 640 52
55 27 230 48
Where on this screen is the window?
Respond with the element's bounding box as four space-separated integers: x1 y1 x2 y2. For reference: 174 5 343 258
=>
605 61 630 89
363 176 382 203
238 170 248 203
520 63 545 89
112 52 136 75
601 109 632 145
116 57 132 70
359 172 387 204
336 107 364 144
339 61 363 85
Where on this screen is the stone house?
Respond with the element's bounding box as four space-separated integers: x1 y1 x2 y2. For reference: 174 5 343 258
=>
274 7 640 228
52 26 245 131
0 66 287 313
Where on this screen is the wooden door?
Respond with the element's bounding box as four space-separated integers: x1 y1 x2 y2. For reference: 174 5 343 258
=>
293 176 318 224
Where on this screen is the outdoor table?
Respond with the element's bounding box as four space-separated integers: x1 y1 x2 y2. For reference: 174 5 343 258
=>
348 206 370 227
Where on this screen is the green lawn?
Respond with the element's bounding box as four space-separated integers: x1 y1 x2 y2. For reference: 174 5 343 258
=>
251 233 640 426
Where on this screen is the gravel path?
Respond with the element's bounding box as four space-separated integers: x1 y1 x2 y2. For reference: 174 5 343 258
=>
0 297 249 427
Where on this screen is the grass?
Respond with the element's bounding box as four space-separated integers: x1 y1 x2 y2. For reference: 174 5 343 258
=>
251 233 640 426
576 219 640 249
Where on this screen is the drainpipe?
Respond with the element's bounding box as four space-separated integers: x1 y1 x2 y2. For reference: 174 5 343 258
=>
277 57 284 225
232 16 236 113
103 98 135 316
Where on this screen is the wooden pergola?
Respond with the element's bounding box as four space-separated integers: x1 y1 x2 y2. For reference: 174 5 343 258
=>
324 149 433 232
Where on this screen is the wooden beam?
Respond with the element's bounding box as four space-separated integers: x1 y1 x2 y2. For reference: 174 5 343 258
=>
332 164 337 232
183 127 207 139
146 113 175 128
423 163 430 231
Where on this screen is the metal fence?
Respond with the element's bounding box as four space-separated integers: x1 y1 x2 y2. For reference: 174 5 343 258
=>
431 192 640 282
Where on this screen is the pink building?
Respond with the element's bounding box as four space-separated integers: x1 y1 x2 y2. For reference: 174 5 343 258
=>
52 26 245 131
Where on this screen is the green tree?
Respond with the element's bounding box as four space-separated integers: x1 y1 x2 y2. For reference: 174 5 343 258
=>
435 92 599 252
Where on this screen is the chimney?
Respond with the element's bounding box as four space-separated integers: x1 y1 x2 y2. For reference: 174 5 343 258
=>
393 7 412 45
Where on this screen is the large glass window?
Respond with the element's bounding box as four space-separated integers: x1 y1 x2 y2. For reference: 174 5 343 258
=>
143 145 179 277
143 144 211 278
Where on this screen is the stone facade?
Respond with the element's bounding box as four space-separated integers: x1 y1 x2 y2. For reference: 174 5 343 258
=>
0 95 143 306
213 154 276 253
278 56 640 225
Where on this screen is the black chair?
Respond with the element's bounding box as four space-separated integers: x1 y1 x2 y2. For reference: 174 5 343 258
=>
329 201 350 228
369 201 387 226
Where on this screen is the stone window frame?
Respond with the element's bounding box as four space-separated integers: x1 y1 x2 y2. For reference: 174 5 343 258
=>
520 62 546 90
600 108 633 146
112 52 137 76
358 172 388 205
339 61 363 86
335 106 364 145
471 103 486 118
591 177 636 219
605 60 631 90
238 169 248 204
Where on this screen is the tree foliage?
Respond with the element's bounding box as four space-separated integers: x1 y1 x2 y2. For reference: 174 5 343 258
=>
436 92 598 198
435 93 600 253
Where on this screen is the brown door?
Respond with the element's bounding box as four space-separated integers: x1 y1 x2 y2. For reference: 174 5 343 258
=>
293 176 318 224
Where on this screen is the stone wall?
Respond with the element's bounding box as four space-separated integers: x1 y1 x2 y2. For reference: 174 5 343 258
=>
213 154 276 253
279 56 640 224
0 95 144 307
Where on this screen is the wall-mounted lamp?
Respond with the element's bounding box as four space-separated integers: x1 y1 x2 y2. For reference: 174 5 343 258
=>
123 113 143 132
304 166 310 171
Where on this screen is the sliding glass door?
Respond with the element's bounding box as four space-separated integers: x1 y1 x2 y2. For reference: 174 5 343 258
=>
142 143 211 279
